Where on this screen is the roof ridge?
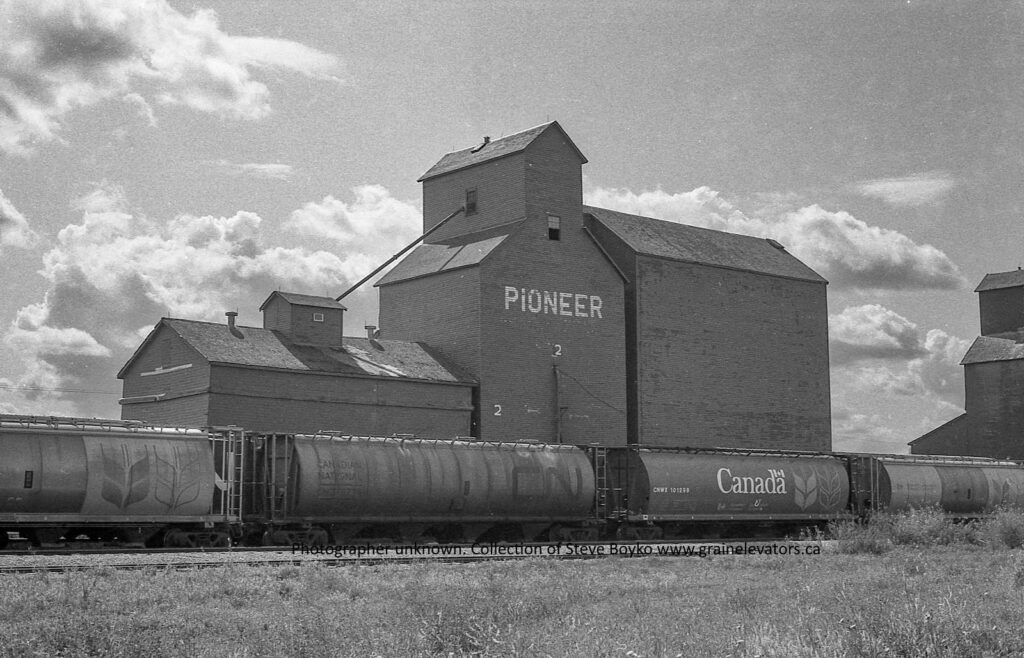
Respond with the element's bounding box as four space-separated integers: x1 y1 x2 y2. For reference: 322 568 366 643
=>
585 204 769 241
438 121 555 158
418 121 585 182
974 269 1024 292
961 334 1024 364
584 205 826 284
166 317 260 329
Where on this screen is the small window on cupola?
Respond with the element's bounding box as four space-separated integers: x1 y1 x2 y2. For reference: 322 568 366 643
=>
547 214 561 241
465 189 478 215
313 312 324 323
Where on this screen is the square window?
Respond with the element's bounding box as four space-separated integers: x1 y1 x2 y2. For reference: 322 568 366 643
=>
465 189 478 215
313 312 325 322
547 214 561 241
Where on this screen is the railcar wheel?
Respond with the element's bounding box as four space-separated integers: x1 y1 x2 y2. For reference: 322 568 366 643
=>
163 528 196 548
307 527 329 546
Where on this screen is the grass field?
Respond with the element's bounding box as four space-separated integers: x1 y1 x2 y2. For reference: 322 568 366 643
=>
3 512 1024 657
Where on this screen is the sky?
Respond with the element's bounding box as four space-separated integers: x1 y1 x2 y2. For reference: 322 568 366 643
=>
1 0 1022 454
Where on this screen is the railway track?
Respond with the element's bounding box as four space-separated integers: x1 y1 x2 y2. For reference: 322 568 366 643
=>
0 539 834 573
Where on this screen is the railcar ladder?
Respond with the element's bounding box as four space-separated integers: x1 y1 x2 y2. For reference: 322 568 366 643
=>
227 430 244 521
264 434 290 522
214 427 244 521
593 446 609 519
848 455 880 515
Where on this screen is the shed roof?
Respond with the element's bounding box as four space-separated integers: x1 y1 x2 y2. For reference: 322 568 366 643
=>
119 318 473 384
258 291 346 311
375 234 507 286
585 206 827 283
418 121 586 182
960 334 1024 365
908 413 968 447
975 269 1024 292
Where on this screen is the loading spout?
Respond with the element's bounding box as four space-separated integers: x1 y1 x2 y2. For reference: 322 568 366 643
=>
336 205 465 301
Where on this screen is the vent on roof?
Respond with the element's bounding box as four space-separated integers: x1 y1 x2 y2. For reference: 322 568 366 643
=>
469 136 490 153
765 238 786 251
225 311 243 339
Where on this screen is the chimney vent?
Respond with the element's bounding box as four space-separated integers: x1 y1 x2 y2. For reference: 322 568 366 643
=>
226 311 243 338
365 325 379 339
470 136 491 153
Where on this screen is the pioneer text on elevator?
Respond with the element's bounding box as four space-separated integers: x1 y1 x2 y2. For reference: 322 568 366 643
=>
503 286 604 318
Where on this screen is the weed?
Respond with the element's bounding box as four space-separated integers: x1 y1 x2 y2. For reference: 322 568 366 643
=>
980 507 1024 549
3 547 1024 656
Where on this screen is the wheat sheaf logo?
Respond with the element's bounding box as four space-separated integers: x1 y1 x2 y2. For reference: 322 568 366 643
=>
792 466 844 511
100 444 204 511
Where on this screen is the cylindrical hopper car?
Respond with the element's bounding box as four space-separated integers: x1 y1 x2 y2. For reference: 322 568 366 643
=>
3 415 1024 548
248 432 596 545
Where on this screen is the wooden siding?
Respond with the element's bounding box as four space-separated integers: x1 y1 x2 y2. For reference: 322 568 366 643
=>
121 394 211 427
585 216 641 442
381 126 627 445
478 218 627 446
119 323 473 437
910 414 971 456
477 127 627 446
206 366 473 437
979 287 1024 337
262 295 344 345
965 361 1024 459
422 152 526 243
119 323 212 426
378 267 481 380
635 258 831 450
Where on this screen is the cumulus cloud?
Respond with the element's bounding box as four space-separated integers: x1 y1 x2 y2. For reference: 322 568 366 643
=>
584 185 965 291
830 304 928 364
207 160 294 180
8 305 111 358
286 185 422 279
829 304 971 407
0 187 39 250
0 0 342 154
855 172 957 207
831 406 903 453
122 92 156 126
829 311 972 453
1 183 418 416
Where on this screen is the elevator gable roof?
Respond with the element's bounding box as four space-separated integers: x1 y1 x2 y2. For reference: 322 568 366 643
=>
418 121 587 182
975 269 1024 292
961 334 1024 365
586 206 826 284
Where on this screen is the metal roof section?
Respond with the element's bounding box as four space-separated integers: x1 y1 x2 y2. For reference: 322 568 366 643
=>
975 269 1024 292
585 206 827 284
375 234 507 286
960 334 1024 365
258 291 347 311
417 121 587 182
123 318 474 384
